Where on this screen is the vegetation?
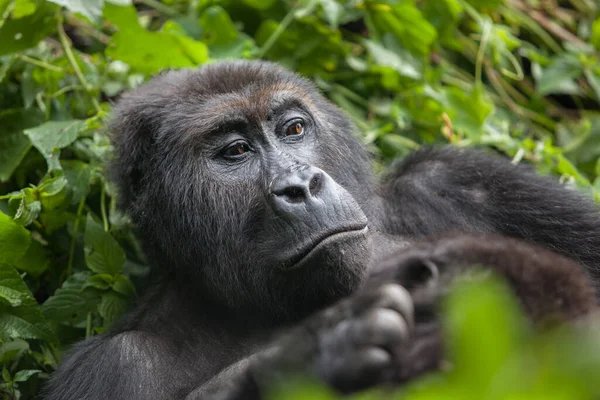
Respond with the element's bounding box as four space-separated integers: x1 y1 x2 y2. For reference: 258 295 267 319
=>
0 0 599 398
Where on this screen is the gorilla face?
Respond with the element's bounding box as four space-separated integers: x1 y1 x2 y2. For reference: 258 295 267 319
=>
110 62 376 319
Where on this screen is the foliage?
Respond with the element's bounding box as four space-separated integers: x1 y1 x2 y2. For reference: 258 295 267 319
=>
0 0 598 398
269 277 600 400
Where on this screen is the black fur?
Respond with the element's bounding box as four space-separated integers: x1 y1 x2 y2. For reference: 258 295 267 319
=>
44 61 600 400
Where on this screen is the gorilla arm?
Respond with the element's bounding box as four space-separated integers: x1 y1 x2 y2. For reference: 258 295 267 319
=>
381 146 600 292
188 234 598 399
369 233 598 382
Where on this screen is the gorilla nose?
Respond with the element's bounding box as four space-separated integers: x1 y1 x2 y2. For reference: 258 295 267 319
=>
271 166 324 204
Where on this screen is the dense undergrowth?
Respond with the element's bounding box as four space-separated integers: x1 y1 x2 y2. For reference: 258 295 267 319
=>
0 0 599 398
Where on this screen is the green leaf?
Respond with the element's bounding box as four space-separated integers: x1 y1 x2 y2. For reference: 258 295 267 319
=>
444 86 494 138
0 339 29 365
112 274 135 297
443 276 527 395
317 0 343 28
0 263 30 307
13 369 41 382
2 366 10 382
0 108 43 182
84 214 125 275
584 69 600 102
0 301 54 341
48 0 103 21
370 4 437 55
98 291 129 326
242 0 276 10
0 210 31 265
11 0 38 18
199 6 239 47
536 55 584 96
104 3 206 74
9 188 41 226
42 272 100 324
63 161 94 204
0 1 57 56
84 273 114 290
591 17 600 49
363 39 421 80
24 120 86 171
14 240 50 278
160 20 209 65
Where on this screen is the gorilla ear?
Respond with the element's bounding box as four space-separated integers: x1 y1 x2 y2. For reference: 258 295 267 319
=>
108 89 163 211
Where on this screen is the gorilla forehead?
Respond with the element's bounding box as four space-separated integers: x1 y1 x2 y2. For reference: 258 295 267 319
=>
133 61 325 142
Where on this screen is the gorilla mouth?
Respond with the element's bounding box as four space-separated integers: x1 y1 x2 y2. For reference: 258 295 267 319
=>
281 225 369 271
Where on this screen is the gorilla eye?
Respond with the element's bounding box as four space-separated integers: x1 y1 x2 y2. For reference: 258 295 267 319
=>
285 120 305 137
222 141 251 159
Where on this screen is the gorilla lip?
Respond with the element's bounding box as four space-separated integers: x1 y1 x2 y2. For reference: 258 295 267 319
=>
281 225 369 271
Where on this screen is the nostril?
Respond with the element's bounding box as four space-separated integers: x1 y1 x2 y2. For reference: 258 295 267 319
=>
282 186 306 203
309 173 322 196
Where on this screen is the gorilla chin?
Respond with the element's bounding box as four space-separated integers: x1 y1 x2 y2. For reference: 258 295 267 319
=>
276 226 373 316
281 226 370 271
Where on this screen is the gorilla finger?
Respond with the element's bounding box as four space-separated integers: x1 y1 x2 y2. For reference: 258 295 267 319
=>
351 308 411 347
323 347 392 393
371 284 414 327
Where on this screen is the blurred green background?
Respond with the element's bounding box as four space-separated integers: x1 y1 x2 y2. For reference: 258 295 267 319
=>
0 0 599 398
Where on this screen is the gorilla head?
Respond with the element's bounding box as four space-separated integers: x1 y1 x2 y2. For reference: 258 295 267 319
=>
110 61 377 320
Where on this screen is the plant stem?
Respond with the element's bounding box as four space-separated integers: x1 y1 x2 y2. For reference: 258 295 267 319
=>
66 196 86 278
16 54 63 72
100 184 109 232
57 17 102 113
139 0 179 17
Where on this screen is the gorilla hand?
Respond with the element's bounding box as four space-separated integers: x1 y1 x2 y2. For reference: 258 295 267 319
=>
195 283 414 399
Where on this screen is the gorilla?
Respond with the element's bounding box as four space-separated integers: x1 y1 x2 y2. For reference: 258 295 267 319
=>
45 61 600 399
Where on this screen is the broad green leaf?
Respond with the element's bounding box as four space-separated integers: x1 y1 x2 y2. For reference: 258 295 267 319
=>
39 175 69 211
199 6 238 46
0 263 30 307
0 210 30 265
0 131 31 182
98 291 129 326
0 1 57 56
14 240 50 278
370 4 437 55
11 0 37 18
444 86 494 138
0 301 54 341
24 120 86 171
536 56 584 96
48 0 103 21
363 39 421 79
84 214 125 275
0 339 29 365
443 276 527 395
24 119 85 156
63 160 94 204
197 6 256 59
317 0 343 28
112 274 135 297
104 3 205 74
0 108 43 182
161 20 209 65
42 272 100 323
